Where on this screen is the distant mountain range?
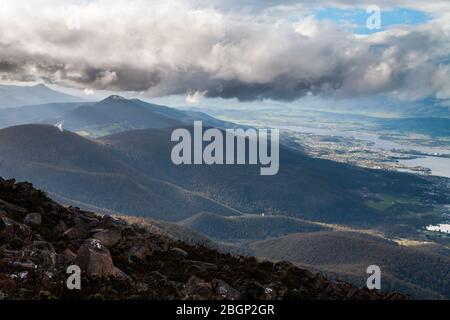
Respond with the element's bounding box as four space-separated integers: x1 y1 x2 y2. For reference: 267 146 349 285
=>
0 84 83 108
0 95 236 137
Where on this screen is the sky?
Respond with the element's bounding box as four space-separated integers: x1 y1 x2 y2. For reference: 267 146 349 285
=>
0 0 449 107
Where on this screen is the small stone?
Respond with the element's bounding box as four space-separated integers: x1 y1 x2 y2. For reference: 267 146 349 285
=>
24 212 42 226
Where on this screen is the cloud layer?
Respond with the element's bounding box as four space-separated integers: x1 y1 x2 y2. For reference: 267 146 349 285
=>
0 0 449 101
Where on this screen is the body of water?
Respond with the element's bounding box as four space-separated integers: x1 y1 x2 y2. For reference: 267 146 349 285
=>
399 156 450 179
278 125 450 179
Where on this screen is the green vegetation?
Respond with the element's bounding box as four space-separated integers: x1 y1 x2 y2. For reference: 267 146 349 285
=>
365 194 419 212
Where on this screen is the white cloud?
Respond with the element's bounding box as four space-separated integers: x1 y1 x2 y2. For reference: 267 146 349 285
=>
0 0 448 101
83 88 95 96
186 90 207 104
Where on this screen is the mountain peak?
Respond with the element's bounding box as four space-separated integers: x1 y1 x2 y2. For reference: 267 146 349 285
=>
96 95 131 106
104 95 127 101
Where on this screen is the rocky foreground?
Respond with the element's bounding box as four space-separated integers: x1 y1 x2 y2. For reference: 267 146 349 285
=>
0 177 404 300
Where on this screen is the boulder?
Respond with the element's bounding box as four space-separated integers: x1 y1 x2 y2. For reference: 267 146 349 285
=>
55 220 68 233
97 215 122 229
113 267 131 281
63 248 77 260
184 276 214 300
0 199 28 215
92 228 122 248
127 244 152 261
212 279 241 300
63 225 89 240
170 247 188 259
0 217 33 244
24 212 42 226
32 241 55 252
30 241 57 268
75 239 116 277
184 260 218 272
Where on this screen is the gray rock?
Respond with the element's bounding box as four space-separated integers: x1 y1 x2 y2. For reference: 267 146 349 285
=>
170 247 188 258
24 212 42 226
113 267 131 281
212 279 241 300
184 260 218 272
32 240 55 252
1 217 33 244
0 199 28 215
184 276 213 299
63 225 89 240
92 228 122 248
55 220 68 233
63 248 77 260
8 261 36 270
98 215 121 229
